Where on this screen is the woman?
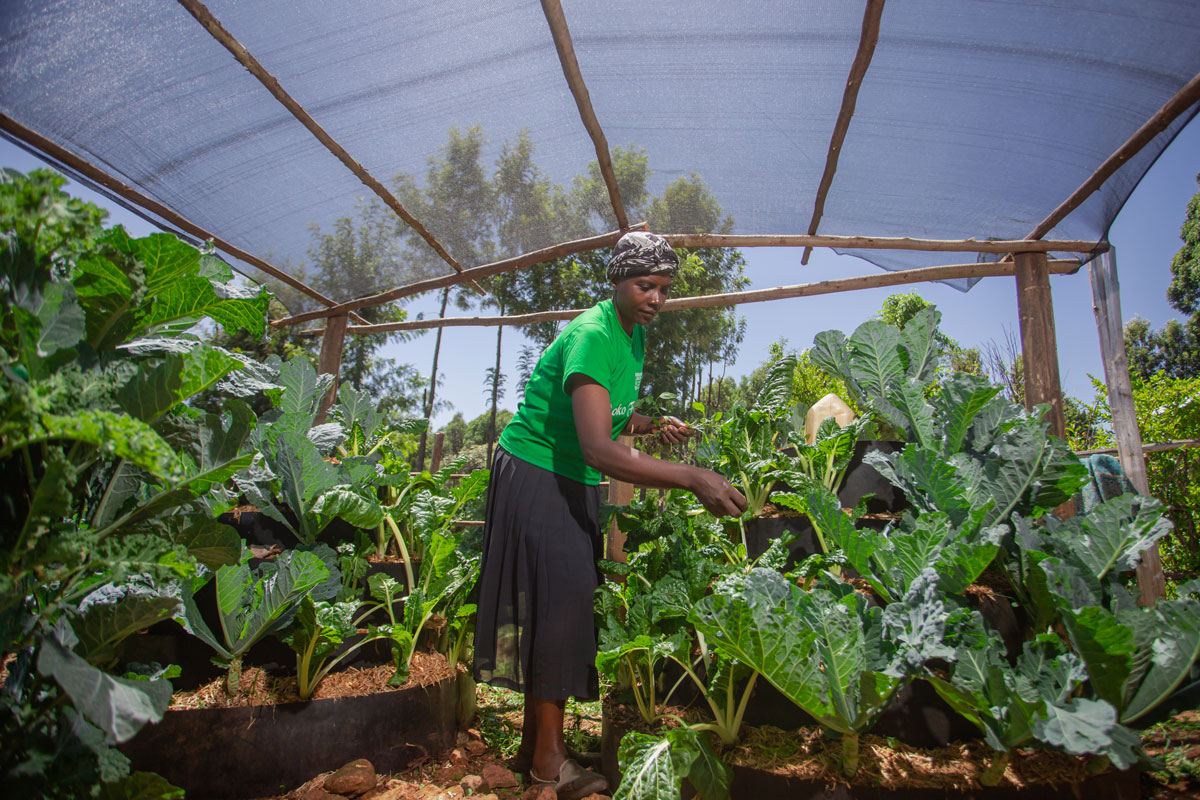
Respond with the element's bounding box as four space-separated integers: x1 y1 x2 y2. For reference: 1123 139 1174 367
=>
472 231 748 799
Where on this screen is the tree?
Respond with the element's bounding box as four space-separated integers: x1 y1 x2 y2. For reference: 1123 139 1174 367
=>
1123 171 1200 380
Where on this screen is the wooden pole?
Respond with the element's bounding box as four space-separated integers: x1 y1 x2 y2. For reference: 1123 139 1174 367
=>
315 314 348 424
0 112 370 325
606 435 635 563
175 0 484 295
298 257 1081 336
801 0 886 265
1014 252 1067 439
430 431 445 473
1026 70 1200 241
539 0 629 231
1088 249 1165 604
271 225 646 328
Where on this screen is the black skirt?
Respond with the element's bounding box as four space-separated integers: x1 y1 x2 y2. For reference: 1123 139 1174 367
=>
472 446 603 701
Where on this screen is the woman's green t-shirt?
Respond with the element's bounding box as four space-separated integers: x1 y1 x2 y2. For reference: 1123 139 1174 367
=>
498 299 644 485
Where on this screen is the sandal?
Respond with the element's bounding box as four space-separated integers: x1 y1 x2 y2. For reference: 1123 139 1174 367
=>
529 758 608 800
509 747 598 774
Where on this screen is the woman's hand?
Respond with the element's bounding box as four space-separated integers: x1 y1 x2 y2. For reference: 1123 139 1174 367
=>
650 415 695 445
687 468 748 518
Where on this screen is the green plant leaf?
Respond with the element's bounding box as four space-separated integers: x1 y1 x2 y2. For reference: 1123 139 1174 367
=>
1058 606 1135 710
177 517 242 569
97 771 186 800
37 625 172 744
115 345 243 421
615 732 686 800
73 593 181 668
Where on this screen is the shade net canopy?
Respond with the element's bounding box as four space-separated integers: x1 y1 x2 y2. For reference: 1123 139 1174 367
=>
2 0 1198 312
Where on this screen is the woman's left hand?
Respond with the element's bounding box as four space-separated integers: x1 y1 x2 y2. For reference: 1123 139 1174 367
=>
651 415 695 444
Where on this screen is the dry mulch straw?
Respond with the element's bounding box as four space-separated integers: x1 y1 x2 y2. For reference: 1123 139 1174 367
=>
725 725 1111 792
169 652 454 709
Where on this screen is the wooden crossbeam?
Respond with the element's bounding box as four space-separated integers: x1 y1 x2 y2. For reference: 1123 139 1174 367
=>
176 0 485 295
1026 70 1200 241
801 0 886 265
297 257 1081 336
665 233 1104 253
0 112 369 324
271 225 646 328
540 0 629 231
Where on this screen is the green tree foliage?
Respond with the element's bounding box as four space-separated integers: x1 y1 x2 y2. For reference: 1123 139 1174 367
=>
384 129 747 428
878 292 983 378
1074 374 1200 577
1124 172 1200 380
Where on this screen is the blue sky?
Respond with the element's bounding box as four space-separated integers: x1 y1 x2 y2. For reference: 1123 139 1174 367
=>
3 115 1197 429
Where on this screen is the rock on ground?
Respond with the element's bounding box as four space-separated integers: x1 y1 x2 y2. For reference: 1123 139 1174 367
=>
480 764 519 790
324 759 378 797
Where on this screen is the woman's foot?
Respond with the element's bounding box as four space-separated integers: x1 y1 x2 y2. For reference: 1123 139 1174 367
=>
529 758 608 800
509 746 597 774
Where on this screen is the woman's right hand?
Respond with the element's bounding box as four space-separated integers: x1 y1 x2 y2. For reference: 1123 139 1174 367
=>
688 468 748 518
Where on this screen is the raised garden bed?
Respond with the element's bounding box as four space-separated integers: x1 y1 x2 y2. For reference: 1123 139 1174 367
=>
121 654 458 799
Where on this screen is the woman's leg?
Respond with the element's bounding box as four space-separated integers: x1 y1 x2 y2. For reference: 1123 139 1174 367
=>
528 695 568 780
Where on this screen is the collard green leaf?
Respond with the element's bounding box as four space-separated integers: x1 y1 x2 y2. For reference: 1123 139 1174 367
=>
216 549 330 657
73 593 181 668
1120 595 1200 723
847 320 904 405
691 570 900 735
897 306 941 382
37 627 171 744
115 345 243 421
1058 606 1135 710
933 374 1001 456
176 517 242 569
276 357 331 417
1032 697 1118 758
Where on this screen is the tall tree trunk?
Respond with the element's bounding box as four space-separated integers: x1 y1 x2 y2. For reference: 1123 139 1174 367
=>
417 287 451 470
487 309 504 468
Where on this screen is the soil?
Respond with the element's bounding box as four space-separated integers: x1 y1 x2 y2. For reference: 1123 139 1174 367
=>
169 651 454 710
724 725 1107 791
237 698 1199 800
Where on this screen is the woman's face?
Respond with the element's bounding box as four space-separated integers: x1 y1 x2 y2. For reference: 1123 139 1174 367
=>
612 273 672 330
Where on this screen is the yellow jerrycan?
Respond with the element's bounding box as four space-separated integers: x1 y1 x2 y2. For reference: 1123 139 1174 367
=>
804 393 855 444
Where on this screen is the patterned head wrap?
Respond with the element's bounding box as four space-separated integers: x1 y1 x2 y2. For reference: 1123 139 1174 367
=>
606 231 680 283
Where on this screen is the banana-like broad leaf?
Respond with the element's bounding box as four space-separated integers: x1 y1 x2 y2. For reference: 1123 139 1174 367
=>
752 355 797 416
37 622 171 744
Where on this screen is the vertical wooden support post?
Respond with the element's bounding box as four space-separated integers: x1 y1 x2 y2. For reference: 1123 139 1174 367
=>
315 313 348 424
429 431 445 473
1089 249 1165 605
1014 252 1067 439
606 435 635 562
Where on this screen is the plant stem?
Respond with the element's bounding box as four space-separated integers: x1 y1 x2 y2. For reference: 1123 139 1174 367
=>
226 657 242 697
385 514 415 594
841 731 860 776
979 751 1009 786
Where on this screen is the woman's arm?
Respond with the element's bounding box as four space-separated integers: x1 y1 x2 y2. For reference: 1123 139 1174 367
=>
570 376 746 517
